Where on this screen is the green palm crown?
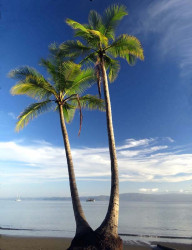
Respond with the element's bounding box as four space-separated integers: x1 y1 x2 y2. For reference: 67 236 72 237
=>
9 52 105 133
59 4 144 95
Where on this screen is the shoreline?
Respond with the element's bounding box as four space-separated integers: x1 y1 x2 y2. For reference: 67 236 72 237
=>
0 235 192 250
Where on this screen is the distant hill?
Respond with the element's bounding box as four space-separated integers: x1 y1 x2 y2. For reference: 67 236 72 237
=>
23 193 192 202
119 193 192 202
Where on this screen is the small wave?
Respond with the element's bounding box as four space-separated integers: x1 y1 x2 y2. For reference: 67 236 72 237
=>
0 226 65 232
119 233 192 240
0 226 34 231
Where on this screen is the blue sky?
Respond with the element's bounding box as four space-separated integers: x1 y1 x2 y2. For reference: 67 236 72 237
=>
0 0 192 198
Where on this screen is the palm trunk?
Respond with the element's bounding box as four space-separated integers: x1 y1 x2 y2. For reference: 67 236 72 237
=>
58 104 92 236
96 57 119 237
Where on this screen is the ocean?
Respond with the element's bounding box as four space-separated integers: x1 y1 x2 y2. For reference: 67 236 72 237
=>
0 199 191 245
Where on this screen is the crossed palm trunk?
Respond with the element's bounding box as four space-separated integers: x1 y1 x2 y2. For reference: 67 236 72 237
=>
61 4 144 241
10 4 144 247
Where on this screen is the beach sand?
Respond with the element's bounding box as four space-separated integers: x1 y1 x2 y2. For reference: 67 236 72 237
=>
0 235 192 250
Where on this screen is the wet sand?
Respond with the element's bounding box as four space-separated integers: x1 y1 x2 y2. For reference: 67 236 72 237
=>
0 235 192 250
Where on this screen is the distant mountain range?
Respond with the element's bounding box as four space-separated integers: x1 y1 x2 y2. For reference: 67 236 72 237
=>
119 193 192 202
24 193 192 202
2 193 192 202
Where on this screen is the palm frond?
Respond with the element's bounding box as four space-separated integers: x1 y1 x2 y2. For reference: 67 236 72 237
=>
50 61 81 93
63 94 83 135
66 18 108 48
79 52 98 66
68 94 105 135
62 102 76 123
87 29 108 47
61 61 81 83
77 94 105 111
73 30 97 48
9 66 40 81
65 68 96 96
16 100 54 131
65 19 96 48
59 40 92 59
124 54 137 66
40 58 58 82
41 58 73 94
66 18 89 33
102 4 128 40
49 42 59 55
104 56 120 82
74 28 108 48
88 10 104 32
11 82 51 100
107 34 144 63
49 43 76 62
10 67 57 100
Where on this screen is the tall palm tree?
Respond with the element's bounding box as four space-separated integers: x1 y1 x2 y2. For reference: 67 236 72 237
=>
60 4 144 246
9 56 104 240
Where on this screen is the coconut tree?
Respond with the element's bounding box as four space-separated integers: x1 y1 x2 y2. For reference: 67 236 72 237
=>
60 4 144 248
9 55 105 241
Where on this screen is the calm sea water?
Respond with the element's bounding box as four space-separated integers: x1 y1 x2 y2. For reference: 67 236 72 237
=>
0 199 191 245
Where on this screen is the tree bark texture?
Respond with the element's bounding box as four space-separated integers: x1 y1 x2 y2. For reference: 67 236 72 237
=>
59 104 92 236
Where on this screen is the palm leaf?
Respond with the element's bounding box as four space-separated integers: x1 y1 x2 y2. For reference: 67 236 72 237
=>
49 42 59 55
102 5 128 40
69 94 105 135
9 66 40 81
65 19 97 48
87 29 108 47
54 61 81 93
59 40 92 59
107 34 144 62
16 100 54 131
10 68 57 100
125 54 137 66
61 61 82 82
66 18 108 48
104 56 120 82
77 94 105 111
40 58 58 82
62 102 76 123
79 52 98 66
88 10 104 32
65 68 96 96
66 18 89 33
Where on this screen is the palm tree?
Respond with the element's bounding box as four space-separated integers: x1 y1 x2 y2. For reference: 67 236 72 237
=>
60 4 144 248
9 55 104 242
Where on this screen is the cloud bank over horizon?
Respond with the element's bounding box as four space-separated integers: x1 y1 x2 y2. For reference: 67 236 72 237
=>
1 137 192 186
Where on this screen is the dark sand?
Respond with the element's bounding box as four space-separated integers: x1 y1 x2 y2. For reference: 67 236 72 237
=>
0 235 192 250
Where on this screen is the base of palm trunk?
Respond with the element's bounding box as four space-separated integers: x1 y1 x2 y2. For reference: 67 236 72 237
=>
67 231 123 250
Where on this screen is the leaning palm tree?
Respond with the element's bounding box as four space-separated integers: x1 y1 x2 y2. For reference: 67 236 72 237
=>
60 4 144 249
9 56 104 244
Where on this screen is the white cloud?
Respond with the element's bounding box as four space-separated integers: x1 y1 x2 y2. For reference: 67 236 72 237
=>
0 137 192 185
135 0 192 78
179 189 192 193
139 188 159 193
117 138 154 150
8 112 17 120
